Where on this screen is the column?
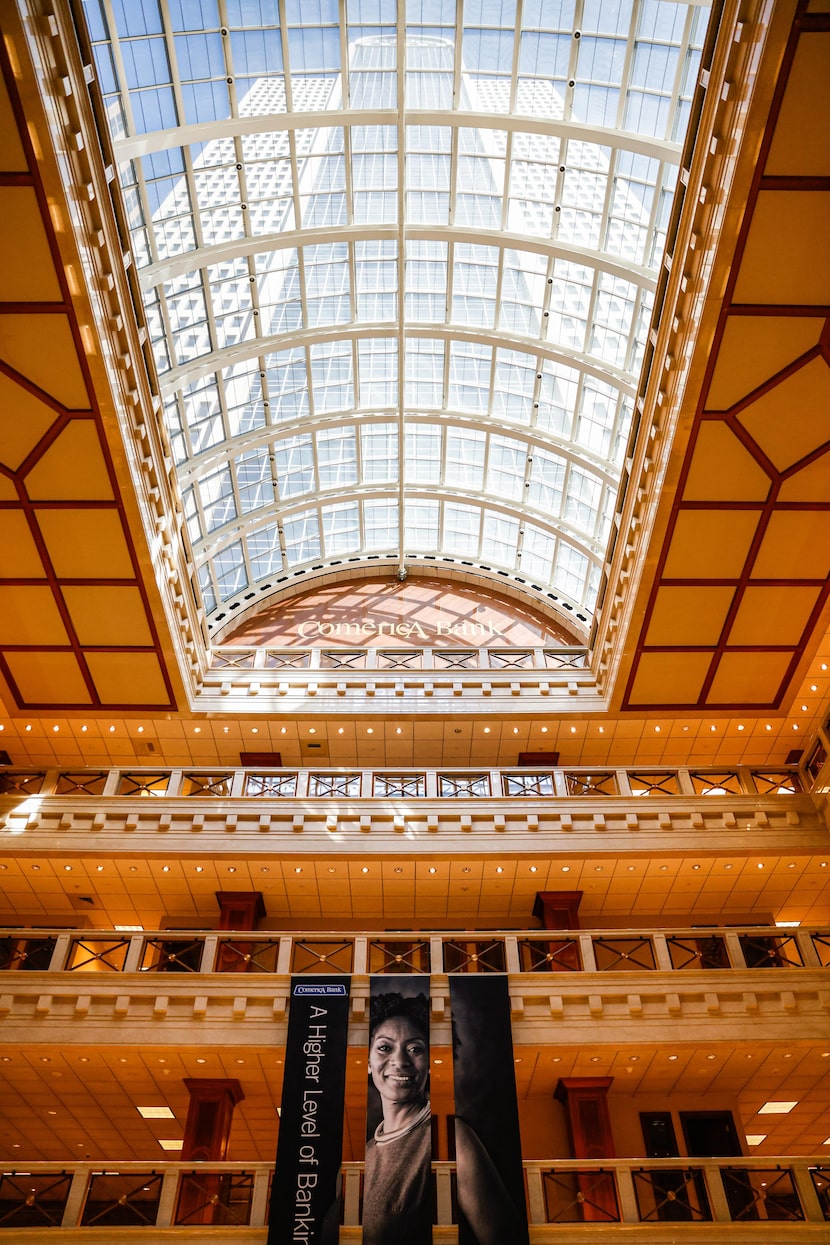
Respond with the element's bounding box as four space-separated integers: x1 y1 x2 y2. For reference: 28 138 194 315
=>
215 891 265 973
178 1079 245 1225
554 1077 617 1222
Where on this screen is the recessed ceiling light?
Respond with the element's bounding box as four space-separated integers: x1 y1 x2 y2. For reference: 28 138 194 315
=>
746 1135 767 1146
529 865 537 873
138 1106 175 1119
328 867 336 874
495 866 504 874
32 864 40 871
756 862 764 869
308 727 316 734
251 727 259 733
692 864 700 871
428 866 437 874
483 727 490 733
280 727 287 734
63 865 72 872
810 685 818 692
294 866 302 874
541 726 548 733
594 865 603 872
394 866 403 874
737 724 744 731
598 726 604 734
338 727 344 734
561 865 570 873
709 725 716 732
196 1058 207 1064
52 725 59 733
724 863 733 870
668 1054 678 1061
513 727 519 734
706 1054 717 1060
261 866 270 873
162 865 170 873
193 727 201 734
627 865 636 872
361 866 369 874
195 866 203 873
109 725 115 733
227 866 236 873
367 727 374 734
765 724 772 731
758 1101 797 1114
137 726 145 733
159 1139 183 1151
654 725 660 733
25 724 32 731
801 705 808 712
570 726 576 733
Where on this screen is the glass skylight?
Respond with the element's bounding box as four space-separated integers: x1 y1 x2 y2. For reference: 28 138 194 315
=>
83 0 708 627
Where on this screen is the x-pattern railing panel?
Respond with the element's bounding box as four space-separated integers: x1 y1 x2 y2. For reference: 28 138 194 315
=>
666 935 730 970
0 1172 73 1228
809 1167 830 1220
174 1171 254 1226
629 771 681 796
721 1167 804 1222
319 649 366 668
739 933 803 969
210 651 256 668
690 770 744 795
544 649 588 668
291 940 354 974
0 771 45 796
487 649 534 668
181 773 233 797
244 773 298 797
374 774 426 798
0 935 56 972
433 650 478 669
633 1168 711 1221
439 773 491 797
518 937 582 972
812 933 830 967
263 650 310 668
565 771 618 796
54 771 108 795
140 937 204 973
502 772 555 796
752 770 801 794
443 939 506 973
542 1169 620 1223
368 940 430 974
67 937 130 972
593 936 657 972
377 649 423 669
80 1173 163 1227
216 939 280 973
309 773 361 797
117 773 171 796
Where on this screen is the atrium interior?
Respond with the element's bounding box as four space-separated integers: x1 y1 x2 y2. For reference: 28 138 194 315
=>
0 0 829 1237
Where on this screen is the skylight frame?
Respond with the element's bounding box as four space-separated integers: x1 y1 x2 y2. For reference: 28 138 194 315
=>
83 0 708 631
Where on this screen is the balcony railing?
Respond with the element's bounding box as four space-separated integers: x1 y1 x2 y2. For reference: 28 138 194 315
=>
1 926 827 978
0 764 804 803
0 1159 826 1231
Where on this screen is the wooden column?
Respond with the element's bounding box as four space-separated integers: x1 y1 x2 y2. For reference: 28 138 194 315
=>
554 1077 617 1222
532 890 582 929
215 892 265 974
178 1079 245 1225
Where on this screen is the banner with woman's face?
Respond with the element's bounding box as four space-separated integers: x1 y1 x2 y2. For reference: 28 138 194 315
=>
362 977 433 1245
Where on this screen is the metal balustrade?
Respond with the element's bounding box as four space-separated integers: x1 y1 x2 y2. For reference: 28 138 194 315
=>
208 646 590 673
0 1160 826 1230
1 926 827 979
0 763 807 805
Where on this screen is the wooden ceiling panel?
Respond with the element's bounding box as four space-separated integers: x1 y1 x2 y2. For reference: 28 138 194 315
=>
645 586 735 646
727 585 822 646
765 33 830 174
0 314 90 408
662 510 760 578
0 187 62 301
736 356 830 472
704 316 824 411
0 510 43 576
707 651 796 705
23 419 114 500
626 652 712 706
752 510 830 579
83 651 172 706
777 449 830 500
0 369 60 469
4 651 92 705
34 509 135 579
733 191 830 305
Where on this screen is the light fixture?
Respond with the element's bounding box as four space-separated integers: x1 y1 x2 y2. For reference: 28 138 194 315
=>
308 727 316 734
137 726 145 733
570 726 576 733
428 866 437 875
195 865 203 873
529 865 537 873
294 866 302 874
513 727 519 734
541 726 548 733
109 725 115 733
338 727 344 734
756 862 764 869
709 725 716 732
758 1101 797 1114
159 1140 184 1151
138 1106 175 1119
746 1135 767 1146
561 865 570 873
361 866 369 874
668 1054 678 1061
395 727 402 734
227 866 236 873
483 727 490 734
161 865 170 873
251 727 259 733
367 727 374 734
654 725 660 733
25 724 32 732
280 727 287 734
598 726 604 734
328 866 336 874
63 865 72 872
193 726 201 734
495 866 504 874
765 724 772 731
52 725 59 733
737 724 744 731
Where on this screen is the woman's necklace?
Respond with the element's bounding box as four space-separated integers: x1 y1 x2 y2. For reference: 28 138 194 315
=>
374 1101 431 1146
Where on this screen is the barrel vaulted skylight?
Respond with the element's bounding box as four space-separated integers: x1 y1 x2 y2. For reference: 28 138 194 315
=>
83 0 709 629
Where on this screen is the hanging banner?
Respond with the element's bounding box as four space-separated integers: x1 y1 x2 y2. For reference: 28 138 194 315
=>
268 977 351 1245
363 977 433 1245
449 975 530 1245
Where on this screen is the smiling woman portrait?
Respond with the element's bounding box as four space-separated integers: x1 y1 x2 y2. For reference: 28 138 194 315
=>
362 990 432 1245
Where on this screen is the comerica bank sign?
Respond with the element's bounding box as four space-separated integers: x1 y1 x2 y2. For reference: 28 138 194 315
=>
296 616 506 642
